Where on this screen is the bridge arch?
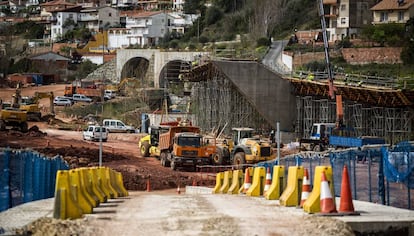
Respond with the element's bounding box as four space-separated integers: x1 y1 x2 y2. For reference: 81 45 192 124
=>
120 56 149 86
116 49 209 88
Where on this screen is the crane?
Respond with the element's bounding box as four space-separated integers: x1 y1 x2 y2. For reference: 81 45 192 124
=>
318 0 343 127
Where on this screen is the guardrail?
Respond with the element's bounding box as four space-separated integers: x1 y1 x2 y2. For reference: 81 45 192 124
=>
292 70 411 90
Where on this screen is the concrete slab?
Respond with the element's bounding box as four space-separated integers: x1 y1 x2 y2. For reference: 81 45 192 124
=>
0 190 413 235
0 198 54 235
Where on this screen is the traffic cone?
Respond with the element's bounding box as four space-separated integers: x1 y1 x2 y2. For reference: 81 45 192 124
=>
300 168 311 207
146 178 151 192
339 165 355 213
320 171 337 213
263 167 272 195
242 168 251 193
177 184 181 194
192 178 197 186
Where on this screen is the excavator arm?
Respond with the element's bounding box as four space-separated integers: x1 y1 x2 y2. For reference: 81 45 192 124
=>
34 92 55 115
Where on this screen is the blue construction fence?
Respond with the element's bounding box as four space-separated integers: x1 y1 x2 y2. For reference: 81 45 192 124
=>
0 148 69 212
257 142 414 210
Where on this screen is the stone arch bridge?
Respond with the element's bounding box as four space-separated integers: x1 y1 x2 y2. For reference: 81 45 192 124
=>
116 49 208 88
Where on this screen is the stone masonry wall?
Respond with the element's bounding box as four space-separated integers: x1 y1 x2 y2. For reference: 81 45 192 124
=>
291 47 402 68
341 47 402 65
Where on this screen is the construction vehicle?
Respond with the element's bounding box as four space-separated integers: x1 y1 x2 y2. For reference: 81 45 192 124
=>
0 88 28 132
212 127 276 168
64 85 103 101
139 124 171 157
20 91 55 121
158 125 216 171
106 77 141 96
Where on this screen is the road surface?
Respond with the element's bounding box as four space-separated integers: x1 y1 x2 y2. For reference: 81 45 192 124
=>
83 190 353 236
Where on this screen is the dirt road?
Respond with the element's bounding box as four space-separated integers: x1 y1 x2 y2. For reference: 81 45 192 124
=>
82 191 354 236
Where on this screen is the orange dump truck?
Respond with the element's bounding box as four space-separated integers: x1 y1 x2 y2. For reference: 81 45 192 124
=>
158 126 216 171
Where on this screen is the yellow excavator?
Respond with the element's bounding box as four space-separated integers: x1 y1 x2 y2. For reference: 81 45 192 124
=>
20 91 55 121
0 84 28 132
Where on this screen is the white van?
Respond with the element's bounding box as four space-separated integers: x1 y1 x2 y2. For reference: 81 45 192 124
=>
103 119 135 133
72 94 93 103
83 125 108 141
104 90 116 99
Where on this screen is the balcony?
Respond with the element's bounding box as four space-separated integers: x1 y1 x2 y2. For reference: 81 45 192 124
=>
323 0 337 5
78 14 99 21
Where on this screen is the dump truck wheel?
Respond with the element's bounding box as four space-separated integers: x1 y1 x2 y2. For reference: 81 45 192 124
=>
313 144 321 152
0 120 5 131
233 152 246 169
212 149 224 165
170 161 177 171
140 141 150 157
20 122 28 133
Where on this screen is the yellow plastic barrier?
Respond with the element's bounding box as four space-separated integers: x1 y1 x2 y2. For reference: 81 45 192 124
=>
109 169 128 197
246 167 266 197
265 165 285 200
279 166 304 206
53 170 83 219
228 170 243 194
78 168 99 207
212 172 224 194
92 167 113 199
98 167 118 198
115 172 129 196
219 170 233 193
303 166 334 214
80 168 105 204
88 168 108 202
68 169 93 214
238 167 254 194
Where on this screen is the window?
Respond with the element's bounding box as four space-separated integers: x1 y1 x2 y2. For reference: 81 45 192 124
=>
380 12 388 22
341 18 346 24
109 13 112 17
341 4 346 11
398 11 404 21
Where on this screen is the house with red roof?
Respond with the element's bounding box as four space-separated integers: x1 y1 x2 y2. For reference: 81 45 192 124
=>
370 0 414 24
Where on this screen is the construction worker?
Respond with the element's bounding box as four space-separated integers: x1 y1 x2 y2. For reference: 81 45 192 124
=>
306 73 314 81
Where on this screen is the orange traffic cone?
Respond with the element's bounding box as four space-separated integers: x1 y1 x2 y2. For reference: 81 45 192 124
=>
177 184 181 194
339 165 355 213
320 171 337 213
146 178 151 192
243 168 251 193
264 167 272 195
300 168 311 207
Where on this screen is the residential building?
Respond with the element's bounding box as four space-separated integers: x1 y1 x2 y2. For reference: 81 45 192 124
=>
371 0 414 24
78 6 120 32
322 0 376 42
122 10 168 47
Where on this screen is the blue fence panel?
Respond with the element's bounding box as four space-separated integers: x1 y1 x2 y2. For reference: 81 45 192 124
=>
0 149 69 213
23 152 34 202
280 143 413 210
0 149 11 211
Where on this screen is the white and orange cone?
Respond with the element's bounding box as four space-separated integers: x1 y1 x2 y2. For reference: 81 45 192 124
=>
177 185 181 194
263 167 272 195
242 168 251 193
320 171 337 213
300 168 311 207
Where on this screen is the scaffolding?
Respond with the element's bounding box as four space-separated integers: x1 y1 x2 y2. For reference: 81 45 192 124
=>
295 96 412 144
191 66 270 135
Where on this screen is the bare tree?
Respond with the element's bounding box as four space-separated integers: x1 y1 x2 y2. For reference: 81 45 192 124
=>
249 0 287 40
